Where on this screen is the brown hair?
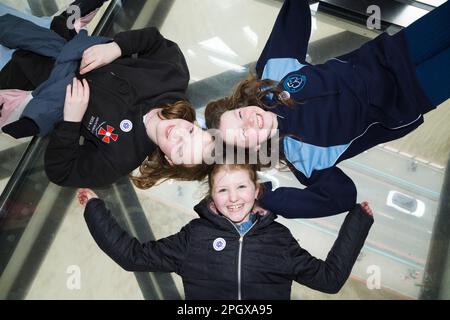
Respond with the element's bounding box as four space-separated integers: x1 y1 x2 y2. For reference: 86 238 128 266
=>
130 101 211 189
205 74 300 170
205 74 294 129
207 163 261 199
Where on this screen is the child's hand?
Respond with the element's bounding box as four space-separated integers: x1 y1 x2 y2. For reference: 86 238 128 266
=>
79 42 122 75
63 78 90 122
360 201 373 216
78 188 98 207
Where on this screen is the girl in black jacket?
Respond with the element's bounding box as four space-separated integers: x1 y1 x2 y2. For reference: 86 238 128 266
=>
43 29 214 188
0 2 214 188
79 163 373 300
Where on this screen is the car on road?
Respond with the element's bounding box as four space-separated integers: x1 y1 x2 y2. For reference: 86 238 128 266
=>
386 190 425 217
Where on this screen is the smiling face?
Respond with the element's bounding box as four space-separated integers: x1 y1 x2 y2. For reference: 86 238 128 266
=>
218 106 278 149
145 111 215 165
211 166 259 224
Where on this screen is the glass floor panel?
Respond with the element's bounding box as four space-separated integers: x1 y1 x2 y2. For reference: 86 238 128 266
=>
0 0 449 300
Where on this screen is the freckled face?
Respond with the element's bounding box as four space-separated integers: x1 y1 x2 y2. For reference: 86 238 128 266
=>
211 168 259 224
219 106 278 148
145 116 214 165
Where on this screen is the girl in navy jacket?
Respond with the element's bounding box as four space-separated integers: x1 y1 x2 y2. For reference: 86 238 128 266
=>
204 0 450 219
79 163 373 300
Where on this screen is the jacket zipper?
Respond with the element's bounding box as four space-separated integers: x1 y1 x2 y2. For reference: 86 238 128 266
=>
238 236 243 300
110 71 124 80
83 71 123 86
223 218 258 300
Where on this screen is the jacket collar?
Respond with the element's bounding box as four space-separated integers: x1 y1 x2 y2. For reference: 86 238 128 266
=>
193 198 276 232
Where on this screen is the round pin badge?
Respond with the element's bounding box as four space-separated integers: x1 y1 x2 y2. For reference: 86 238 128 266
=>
213 238 226 251
120 119 133 132
278 90 291 101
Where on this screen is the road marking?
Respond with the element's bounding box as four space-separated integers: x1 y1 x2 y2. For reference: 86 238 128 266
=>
383 145 399 153
414 157 430 164
399 151 413 158
377 211 395 220
343 160 441 200
295 220 425 270
430 162 445 170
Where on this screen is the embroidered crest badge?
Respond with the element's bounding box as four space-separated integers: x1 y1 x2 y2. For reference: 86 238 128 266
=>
98 125 118 144
283 74 307 93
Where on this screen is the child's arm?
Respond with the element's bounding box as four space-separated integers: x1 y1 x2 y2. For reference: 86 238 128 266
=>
256 0 312 78
81 190 189 273
259 166 357 218
44 121 124 187
43 79 119 187
79 28 161 75
289 203 373 293
79 27 188 80
112 27 177 59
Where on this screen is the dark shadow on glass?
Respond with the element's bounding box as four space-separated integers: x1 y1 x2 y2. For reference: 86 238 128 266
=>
95 177 182 300
97 0 175 37
0 143 29 180
318 0 432 29
420 155 450 299
27 0 58 17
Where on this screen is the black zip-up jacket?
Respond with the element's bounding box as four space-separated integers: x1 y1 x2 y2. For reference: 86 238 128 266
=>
84 198 373 300
43 27 190 187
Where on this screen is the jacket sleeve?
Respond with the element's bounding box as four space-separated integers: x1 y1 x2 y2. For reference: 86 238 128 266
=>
256 0 311 77
289 204 373 293
84 198 189 273
0 14 65 58
259 166 357 219
44 121 122 187
113 27 189 80
113 27 181 60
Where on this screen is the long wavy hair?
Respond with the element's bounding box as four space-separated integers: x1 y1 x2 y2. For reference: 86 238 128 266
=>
205 74 295 129
130 101 211 189
205 74 297 169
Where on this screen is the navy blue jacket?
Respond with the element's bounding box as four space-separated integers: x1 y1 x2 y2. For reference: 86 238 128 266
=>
0 14 110 136
257 0 432 219
84 198 373 300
